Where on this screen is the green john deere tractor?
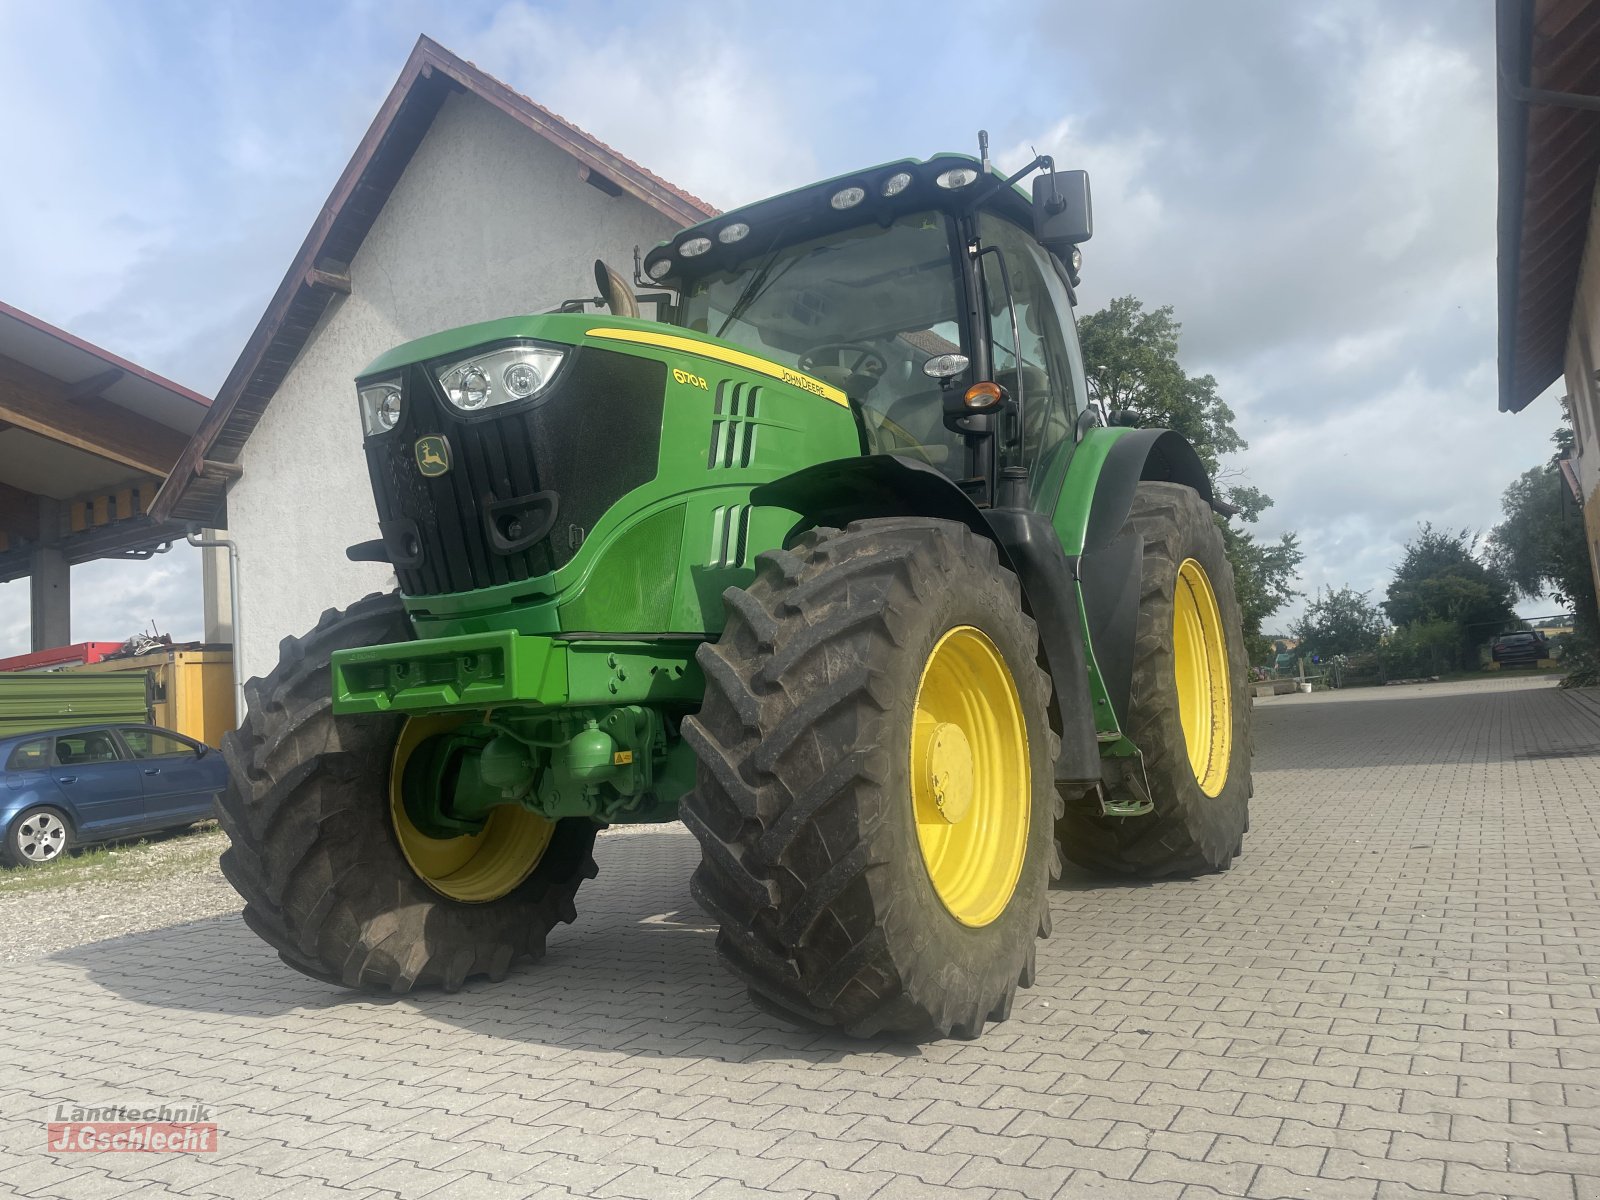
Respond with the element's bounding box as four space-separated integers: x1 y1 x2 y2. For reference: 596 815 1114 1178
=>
219 148 1250 1040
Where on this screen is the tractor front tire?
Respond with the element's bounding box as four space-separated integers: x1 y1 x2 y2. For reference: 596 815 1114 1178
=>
1062 482 1251 877
682 519 1061 1040
217 593 598 993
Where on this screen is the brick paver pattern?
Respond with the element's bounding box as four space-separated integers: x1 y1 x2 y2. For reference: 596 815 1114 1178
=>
1 676 1597 1199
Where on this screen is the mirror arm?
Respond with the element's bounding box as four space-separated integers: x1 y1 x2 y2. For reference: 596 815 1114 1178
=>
998 153 1052 194
631 245 655 289
964 152 1056 215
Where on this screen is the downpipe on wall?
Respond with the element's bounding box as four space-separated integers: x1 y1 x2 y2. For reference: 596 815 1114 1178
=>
185 527 245 726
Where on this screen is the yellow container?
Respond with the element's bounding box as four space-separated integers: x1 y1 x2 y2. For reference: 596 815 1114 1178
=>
66 648 237 747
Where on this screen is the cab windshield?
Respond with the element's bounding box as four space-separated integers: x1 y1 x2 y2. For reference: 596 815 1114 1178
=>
675 210 966 470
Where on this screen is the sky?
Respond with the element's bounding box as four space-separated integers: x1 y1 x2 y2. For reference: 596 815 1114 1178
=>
0 0 1562 651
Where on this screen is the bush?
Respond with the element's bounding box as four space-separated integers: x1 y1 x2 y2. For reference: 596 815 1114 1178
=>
1556 625 1600 689
1245 632 1276 671
1380 619 1459 678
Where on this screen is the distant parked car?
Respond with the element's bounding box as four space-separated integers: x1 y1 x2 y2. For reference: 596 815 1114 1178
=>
0 725 228 866
1490 631 1549 668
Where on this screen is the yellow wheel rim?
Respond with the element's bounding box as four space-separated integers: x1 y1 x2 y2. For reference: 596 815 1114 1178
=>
1172 559 1232 797
389 716 554 904
909 626 1030 928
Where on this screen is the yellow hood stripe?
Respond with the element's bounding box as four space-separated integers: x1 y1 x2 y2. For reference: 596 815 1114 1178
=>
585 327 848 406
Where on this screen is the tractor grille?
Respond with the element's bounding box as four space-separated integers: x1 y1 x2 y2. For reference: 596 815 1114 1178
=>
365 346 665 596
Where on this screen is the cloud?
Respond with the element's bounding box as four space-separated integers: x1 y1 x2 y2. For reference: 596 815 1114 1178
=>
464 3 836 210
0 6 179 324
1002 2 1554 621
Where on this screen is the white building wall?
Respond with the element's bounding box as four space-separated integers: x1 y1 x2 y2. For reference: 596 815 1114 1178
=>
225 93 683 684
1561 165 1600 616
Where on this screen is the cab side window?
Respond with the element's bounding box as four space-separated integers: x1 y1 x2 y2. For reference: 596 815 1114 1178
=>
976 214 1082 495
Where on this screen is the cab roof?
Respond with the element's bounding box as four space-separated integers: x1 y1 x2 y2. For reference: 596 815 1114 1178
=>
643 154 1035 284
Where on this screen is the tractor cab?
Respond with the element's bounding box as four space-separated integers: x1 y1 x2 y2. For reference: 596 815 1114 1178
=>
639 155 1093 507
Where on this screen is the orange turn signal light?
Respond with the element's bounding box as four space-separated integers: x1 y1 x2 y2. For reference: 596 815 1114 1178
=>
963 381 1006 410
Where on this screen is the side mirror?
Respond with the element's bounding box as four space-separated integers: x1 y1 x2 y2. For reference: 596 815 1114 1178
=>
1032 170 1092 253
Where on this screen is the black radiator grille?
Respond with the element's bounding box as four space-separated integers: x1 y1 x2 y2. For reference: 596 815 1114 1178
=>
364 345 665 596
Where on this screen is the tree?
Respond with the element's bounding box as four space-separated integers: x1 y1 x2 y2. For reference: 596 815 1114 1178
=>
1291 586 1387 660
1078 296 1302 656
1078 297 1244 475
1224 525 1303 664
1382 524 1517 670
1486 426 1600 687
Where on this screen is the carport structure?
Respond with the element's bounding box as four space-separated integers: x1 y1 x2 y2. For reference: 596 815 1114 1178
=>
0 301 210 650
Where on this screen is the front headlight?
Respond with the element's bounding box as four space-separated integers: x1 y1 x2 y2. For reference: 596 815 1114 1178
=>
436 345 564 413
357 377 403 436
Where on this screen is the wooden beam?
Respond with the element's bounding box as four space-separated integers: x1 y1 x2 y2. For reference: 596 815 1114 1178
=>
65 476 163 533
195 458 244 481
62 367 125 401
0 352 188 477
578 164 623 198
305 267 352 294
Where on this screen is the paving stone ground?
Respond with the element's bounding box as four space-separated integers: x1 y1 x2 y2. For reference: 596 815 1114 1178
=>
1 674 1597 1199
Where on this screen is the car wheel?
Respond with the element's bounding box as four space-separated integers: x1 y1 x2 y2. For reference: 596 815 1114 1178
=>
6 807 73 866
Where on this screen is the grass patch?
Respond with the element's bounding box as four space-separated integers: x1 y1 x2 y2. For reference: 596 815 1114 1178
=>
0 824 225 896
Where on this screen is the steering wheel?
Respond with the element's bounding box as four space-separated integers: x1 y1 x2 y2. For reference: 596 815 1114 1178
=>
798 342 888 381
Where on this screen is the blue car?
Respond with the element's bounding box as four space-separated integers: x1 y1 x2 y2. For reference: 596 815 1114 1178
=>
0 724 229 866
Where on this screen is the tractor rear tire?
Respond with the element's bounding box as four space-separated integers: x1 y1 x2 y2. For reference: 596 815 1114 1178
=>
1061 483 1251 877
681 519 1061 1040
217 593 598 993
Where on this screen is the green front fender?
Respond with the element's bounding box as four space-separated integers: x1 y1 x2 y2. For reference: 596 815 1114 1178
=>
1046 426 1214 557
1048 425 1216 751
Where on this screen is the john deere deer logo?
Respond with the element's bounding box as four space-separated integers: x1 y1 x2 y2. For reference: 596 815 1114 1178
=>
414 436 451 477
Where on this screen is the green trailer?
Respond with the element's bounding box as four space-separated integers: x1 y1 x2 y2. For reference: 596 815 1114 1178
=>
0 672 151 738
218 150 1251 1039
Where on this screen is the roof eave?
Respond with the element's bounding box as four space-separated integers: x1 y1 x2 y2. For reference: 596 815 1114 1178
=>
1497 0 1535 413
0 299 211 410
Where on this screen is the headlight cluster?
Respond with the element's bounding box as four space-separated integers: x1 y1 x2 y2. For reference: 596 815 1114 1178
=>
436 345 564 413
356 344 565 435
358 378 403 436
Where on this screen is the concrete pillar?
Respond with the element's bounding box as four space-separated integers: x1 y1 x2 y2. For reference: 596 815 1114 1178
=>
30 499 69 651
200 528 234 645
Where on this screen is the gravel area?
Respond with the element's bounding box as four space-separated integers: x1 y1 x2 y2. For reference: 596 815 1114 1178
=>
0 825 236 963
0 824 655 966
